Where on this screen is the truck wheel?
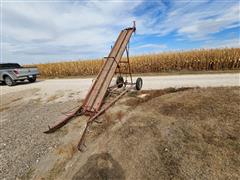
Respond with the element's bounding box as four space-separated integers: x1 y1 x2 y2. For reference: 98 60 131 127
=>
135 77 143 90
4 76 16 86
28 76 36 83
116 76 124 88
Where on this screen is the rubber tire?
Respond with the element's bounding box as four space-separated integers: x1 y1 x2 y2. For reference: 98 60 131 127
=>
28 76 36 83
116 76 124 88
135 77 143 90
4 76 16 86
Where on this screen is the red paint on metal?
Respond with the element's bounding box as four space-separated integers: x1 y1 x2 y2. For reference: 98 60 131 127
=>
44 23 138 151
82 27 135 113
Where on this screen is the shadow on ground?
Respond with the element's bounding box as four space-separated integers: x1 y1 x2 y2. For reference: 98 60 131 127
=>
0 80 44 86
72 153 125 180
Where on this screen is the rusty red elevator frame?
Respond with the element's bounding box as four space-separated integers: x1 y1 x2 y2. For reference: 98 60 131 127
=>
44 22 138 151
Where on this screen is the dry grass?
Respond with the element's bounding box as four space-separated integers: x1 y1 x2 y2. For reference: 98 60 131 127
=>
0 106 10 112
11 97 23 102
32 97 42 104
26 87 239 180
114 86 240 179
47 95 59 102
89 112 115 139
45 160 67 180
0 98 23 112
116 110 124 122
126 87 194 108
56 143 77 160
47 92 64 102
54 87 239 180
27 48 240 78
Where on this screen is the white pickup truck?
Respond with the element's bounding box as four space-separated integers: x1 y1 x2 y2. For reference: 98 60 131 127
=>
0 63 40 86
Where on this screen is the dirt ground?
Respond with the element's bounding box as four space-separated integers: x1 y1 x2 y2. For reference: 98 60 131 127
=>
0 86 240 179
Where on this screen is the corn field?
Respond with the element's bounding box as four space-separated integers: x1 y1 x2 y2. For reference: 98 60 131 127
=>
30 48 240 77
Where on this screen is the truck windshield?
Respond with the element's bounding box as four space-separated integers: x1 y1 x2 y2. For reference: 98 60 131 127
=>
0 63 21 69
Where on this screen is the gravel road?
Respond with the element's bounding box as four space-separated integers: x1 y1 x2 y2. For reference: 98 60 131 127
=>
1 73 239 98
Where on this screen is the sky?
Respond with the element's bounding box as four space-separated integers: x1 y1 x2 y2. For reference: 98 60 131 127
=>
1 0 240 64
